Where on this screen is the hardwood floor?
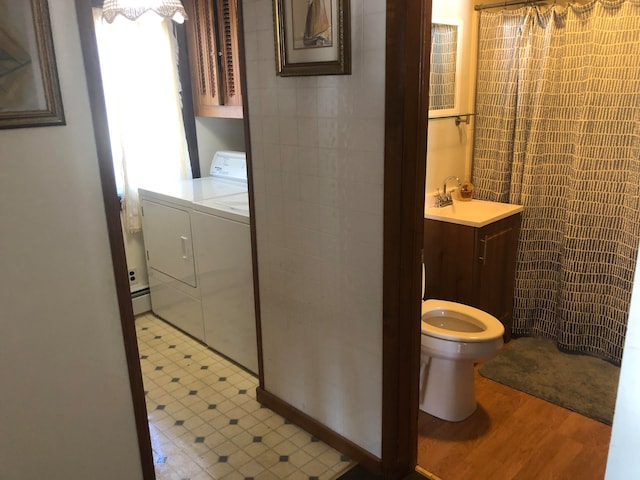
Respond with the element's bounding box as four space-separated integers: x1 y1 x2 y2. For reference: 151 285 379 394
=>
417 367 612 479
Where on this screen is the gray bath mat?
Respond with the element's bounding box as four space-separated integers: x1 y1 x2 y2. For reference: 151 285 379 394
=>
479 336 620 425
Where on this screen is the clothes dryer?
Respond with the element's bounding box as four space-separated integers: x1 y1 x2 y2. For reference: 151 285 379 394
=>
139 151 250 344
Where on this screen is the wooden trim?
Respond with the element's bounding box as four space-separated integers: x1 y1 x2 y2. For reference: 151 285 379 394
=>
382 0 431 478
256 387 382 474
194 104 243 119
235 0 265 389
74 1 155 479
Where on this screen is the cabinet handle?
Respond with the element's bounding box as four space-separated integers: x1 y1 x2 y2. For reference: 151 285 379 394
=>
478 227 514 266
479 235 488 265
180 236 189 259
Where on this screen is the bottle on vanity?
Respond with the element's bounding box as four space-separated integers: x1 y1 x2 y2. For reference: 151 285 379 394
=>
459 180 474 201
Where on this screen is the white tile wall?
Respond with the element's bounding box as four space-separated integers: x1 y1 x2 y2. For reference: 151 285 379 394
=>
243 0 385 457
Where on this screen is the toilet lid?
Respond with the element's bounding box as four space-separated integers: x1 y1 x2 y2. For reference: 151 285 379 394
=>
421 299 504 342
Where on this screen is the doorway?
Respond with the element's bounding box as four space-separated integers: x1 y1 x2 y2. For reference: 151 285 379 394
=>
416 2 618 477
74 1 353 478
76 0 434 478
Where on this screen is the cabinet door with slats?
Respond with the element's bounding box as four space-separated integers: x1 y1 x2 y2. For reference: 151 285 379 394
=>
184 0 221 114
216 0 242 107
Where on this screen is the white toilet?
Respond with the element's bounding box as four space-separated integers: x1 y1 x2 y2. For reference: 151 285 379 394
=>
420 299 504 422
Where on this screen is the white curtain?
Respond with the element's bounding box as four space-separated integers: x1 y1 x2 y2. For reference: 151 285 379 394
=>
93 9 192 233
473 0 640 364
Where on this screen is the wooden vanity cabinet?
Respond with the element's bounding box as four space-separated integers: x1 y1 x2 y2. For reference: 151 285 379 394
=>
424 213 522 342
183 0 243 118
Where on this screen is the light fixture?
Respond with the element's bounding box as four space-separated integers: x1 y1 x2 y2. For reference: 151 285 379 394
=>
102 0 188 24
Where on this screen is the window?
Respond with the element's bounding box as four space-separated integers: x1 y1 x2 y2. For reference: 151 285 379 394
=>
93 9 192 233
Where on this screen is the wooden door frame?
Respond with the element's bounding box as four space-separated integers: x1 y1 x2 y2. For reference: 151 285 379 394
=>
382 0 431 477
74 0 431 478
74 1 156 478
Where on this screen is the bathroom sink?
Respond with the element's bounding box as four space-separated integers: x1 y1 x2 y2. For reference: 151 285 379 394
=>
424 199 523 228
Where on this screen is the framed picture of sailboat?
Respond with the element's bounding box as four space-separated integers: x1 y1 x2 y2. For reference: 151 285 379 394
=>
0 0 65 129
274 0 351 76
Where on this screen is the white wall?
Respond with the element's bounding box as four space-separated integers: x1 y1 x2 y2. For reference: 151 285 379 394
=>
0 2 143 479
243 0 385 457
425 0 477 202
606 245 640 478
195 117 246 175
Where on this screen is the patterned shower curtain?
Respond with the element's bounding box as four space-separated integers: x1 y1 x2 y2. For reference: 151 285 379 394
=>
472 0 640 364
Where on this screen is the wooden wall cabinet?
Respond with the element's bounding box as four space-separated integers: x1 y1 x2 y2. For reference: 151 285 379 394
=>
424 213 522 341
184 0 243 118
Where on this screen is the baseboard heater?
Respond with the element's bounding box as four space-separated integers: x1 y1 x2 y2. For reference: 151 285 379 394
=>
131 287 150 298
131 287 151 315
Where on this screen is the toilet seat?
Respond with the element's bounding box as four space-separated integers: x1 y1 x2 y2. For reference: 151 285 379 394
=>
421 299 504 342
419 299 505 421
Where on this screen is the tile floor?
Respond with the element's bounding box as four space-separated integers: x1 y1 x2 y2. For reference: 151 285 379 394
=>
136 313 354 480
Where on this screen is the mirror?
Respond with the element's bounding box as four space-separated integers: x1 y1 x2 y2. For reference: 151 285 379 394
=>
429 20 462 117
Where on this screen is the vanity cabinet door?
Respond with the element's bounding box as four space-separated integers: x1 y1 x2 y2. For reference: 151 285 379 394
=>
183 0 242 118
424 219 476 304
473 214 521 341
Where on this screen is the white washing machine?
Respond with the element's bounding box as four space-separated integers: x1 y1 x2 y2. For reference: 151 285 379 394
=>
139 150 248 208
191 192 257 373
138 152 257 374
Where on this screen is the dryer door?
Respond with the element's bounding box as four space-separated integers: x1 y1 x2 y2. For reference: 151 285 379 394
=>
141 200 197 287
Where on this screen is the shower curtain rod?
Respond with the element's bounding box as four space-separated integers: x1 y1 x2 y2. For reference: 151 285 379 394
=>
474 0 550 11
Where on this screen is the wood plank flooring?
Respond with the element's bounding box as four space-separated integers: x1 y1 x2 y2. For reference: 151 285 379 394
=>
417 367 612 480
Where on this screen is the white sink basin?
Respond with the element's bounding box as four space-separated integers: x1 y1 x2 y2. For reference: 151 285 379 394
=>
424 199 523 228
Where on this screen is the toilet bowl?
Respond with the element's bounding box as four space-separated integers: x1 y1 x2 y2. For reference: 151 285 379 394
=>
420 299 504 422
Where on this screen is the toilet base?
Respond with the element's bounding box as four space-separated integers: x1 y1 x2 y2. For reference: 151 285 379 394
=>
419 352 476 422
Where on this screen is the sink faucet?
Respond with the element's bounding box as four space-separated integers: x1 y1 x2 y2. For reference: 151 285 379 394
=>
435 176 461 207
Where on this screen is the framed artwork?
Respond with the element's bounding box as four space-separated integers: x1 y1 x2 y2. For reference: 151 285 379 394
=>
0 0 65 129
273 0 351 76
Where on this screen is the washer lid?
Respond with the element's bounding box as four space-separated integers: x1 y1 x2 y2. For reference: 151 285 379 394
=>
192 192 250 224
209 151 247 182
139 177 247 208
